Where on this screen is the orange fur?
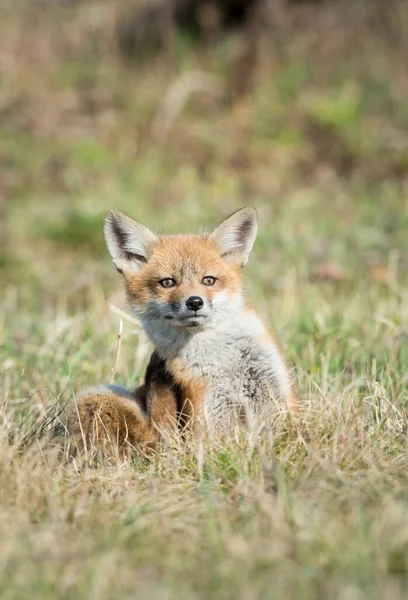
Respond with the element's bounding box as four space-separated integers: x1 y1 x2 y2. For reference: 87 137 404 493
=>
124 235 242 312
66 387 156 458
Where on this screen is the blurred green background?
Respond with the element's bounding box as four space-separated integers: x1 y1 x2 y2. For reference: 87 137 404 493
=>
1 0 408 390
1 0 407 292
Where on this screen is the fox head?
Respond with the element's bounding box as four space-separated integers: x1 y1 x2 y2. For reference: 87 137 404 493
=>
104 208 258 337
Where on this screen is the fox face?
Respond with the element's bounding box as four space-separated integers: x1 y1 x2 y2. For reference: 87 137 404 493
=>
104 208 258 334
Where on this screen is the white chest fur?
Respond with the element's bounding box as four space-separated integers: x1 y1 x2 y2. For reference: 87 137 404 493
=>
145 308 291 424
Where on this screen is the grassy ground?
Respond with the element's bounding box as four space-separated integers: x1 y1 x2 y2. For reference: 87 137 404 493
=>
1 1 408 598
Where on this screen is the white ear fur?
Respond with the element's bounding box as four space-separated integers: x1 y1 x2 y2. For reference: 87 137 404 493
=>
104 211 158 273
207 207 258 266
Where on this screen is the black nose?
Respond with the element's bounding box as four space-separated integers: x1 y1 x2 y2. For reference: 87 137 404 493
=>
186 296 204 312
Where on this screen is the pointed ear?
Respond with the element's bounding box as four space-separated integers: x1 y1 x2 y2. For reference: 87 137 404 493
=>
207 207 258 267
104 211 158 274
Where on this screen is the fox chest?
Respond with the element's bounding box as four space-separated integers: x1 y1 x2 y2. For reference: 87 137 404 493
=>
174 339 282 425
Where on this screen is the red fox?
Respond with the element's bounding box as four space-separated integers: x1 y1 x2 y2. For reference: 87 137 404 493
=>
66 208 297 455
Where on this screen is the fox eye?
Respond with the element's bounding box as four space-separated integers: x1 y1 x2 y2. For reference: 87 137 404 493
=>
202 276 216 286
159 278 176 288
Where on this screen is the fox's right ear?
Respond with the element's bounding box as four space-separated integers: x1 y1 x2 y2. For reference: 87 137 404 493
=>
104 211 158 274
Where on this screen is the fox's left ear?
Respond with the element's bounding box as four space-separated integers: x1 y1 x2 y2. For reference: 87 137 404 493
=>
207 207 258 267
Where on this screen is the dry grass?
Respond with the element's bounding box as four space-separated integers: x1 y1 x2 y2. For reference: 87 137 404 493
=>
2 273 408 598
1 0 408 598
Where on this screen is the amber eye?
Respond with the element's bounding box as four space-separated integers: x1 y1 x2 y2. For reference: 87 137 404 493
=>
159 278 176 288
202 276 216 286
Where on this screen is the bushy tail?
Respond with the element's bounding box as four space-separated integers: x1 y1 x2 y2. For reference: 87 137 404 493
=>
64 384 157 458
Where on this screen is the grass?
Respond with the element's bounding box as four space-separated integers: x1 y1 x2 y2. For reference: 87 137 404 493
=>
1 0 408 597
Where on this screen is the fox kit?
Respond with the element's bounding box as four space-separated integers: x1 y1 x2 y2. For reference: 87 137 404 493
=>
67 208 297 455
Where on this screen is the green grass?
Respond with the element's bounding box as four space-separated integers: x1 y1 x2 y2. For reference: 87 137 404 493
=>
1 1 408 598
